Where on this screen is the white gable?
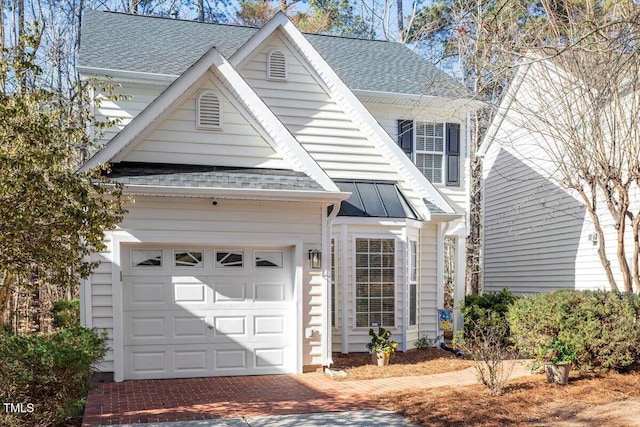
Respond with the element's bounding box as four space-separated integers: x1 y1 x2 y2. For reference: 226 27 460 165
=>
124 71 289 169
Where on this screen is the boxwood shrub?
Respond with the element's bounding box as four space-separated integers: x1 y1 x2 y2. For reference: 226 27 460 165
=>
0 326 107 426
461 288 518 344
507 290 640 372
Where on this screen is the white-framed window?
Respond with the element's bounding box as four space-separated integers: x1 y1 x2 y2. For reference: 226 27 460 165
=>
215 250 244 268
267 49 287 81
131 249 163 268
409 240 418 326
355 238 395 328
196 90 222 130
415 122 445 184
173 250 204 268
254 250 284 268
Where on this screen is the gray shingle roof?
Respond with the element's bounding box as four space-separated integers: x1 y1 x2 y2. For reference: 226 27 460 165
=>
106 163 325 191
79 10 469 98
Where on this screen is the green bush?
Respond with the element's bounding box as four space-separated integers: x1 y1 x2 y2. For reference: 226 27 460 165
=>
51 299 80 329
0 326 107 426
507 290 640 372
461 289 518 345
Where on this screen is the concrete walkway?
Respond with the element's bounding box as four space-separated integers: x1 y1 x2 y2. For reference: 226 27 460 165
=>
82 361 534 426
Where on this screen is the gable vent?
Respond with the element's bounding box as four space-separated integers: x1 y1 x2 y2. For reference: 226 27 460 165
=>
267 50 287 81
197 91 222 130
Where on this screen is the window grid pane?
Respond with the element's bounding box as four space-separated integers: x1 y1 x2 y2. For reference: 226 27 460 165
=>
415 122 444 184
355 238 395 327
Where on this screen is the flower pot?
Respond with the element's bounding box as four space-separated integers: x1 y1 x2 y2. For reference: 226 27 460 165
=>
371 351 390 366
545 362 571 385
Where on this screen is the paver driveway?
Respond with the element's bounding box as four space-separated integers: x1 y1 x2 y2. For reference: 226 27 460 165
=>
82 363 534 426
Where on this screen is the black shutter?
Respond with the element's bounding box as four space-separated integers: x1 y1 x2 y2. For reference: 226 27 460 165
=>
397 120 413 158
446 123 460 186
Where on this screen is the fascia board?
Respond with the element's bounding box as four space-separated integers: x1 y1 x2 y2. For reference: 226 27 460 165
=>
77 66 179 84
121 184 351 202
353 89 486 111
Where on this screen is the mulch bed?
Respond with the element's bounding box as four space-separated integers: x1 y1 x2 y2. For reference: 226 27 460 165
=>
330 348 475 381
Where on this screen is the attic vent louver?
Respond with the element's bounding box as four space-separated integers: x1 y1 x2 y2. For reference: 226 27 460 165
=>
267 50 287 81
197 91 222 130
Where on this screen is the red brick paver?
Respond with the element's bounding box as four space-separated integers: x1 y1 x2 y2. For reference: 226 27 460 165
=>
82 362 533 426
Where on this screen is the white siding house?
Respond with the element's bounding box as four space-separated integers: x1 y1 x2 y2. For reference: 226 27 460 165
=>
480 57 638 295
78 10 479 381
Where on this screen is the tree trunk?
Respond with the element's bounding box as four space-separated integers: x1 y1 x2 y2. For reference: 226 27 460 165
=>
198 0 205 22
580 192 619 292
130 0 140 15
397 0 404 42
632 214 640 292
0 271 15 327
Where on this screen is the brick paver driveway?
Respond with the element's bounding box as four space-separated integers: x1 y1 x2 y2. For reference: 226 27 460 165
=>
82 363 534 426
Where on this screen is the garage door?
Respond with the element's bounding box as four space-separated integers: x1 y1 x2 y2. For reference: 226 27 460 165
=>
121 246 295 379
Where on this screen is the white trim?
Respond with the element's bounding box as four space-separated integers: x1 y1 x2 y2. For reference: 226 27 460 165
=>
229 12 455 216
454 235 466 332
294 241 304 375
78 66 179 83
340 223 349 353
111 234 124 382
436 222 447 311
401 235 408 352
333 217 421 227
120 184 350 202
353 89 486 110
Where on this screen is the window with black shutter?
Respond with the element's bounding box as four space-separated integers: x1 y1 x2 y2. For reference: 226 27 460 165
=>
397 120 413 158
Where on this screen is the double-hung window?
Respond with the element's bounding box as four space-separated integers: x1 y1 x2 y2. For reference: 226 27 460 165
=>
355 238 395 328
397 120 460 186
415 122 444 184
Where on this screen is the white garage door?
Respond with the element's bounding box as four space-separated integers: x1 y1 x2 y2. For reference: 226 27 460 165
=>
121 246 295 379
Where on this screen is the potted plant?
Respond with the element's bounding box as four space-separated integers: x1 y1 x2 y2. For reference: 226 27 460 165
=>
366 327 398 366
537 339 576 385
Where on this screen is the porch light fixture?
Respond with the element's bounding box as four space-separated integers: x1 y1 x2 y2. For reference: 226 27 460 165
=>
308 249 321 269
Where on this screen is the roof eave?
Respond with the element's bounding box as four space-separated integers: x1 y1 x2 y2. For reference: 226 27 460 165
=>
77 65 179 84
120 184 351 202
353 89 485 111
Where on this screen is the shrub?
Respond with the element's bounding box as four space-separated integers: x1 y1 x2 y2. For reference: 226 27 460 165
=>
507 290 640 372
51 299 80 329
453 316 519 395
461 288 518 346
0 326 107 426
414 334 441 350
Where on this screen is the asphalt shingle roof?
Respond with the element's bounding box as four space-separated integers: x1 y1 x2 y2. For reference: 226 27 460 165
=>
106 163 325 191
79 10 469 98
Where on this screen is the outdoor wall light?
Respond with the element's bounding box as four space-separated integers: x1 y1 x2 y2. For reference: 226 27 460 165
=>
308 249 321 269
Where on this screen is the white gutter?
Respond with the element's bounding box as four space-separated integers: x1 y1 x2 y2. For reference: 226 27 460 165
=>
120 184 351 202
77 66 179 84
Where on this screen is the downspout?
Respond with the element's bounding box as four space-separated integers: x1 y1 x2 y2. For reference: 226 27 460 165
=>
323 202 340 368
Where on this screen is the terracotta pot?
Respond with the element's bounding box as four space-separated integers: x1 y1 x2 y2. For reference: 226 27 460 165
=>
545 362 571 385
371 351 390 366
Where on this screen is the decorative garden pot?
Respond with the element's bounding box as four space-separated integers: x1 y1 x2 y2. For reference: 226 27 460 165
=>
371 351 390 366
545 362 571 385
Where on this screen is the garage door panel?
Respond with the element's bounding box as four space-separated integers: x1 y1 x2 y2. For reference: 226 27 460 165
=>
122 245 295 379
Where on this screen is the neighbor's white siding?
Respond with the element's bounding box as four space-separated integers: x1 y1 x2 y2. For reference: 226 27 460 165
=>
87 196 326 372
482 65 633 294
123 72 289 169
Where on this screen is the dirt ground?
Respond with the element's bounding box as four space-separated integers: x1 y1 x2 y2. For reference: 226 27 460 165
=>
379 370 640 426
331 348 475 380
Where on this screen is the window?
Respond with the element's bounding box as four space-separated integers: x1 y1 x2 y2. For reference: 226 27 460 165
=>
131 249 162 267
415 122 444 184
255 251 283 268
267 50 287 81
409 240 417 326
396 120 460 186
355 238 395 328
174 250 203 268
215 251 244 268
197 91 222 130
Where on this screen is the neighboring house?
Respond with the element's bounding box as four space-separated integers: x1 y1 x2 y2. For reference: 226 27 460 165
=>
480 56 633 295
78 10 480 381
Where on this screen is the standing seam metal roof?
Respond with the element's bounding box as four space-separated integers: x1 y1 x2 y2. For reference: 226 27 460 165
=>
79 10 470 98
